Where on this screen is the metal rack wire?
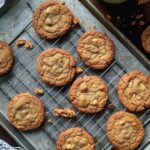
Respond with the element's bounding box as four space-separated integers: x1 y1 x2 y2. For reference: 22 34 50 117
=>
0 3 150 150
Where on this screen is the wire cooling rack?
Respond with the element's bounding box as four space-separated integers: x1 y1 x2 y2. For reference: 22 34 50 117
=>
0 3 150 150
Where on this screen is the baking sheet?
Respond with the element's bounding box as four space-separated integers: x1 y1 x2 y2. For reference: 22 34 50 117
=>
0 0 149 150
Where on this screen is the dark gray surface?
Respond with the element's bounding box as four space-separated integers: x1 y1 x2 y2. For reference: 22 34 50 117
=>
0 0 149 150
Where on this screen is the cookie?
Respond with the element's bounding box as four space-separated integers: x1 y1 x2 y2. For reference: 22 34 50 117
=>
77 31 115 70
0 40 13 76
33 1 74 40
141 25 150 53
118 70 150 112
69 75 108 113
56 127 95 150
36 48 76 86
7 93 45 131
106 111 144 150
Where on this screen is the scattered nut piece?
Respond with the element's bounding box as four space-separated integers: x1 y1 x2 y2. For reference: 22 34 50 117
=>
47 119 52 124
138 0 149 5
135 14 144 19
73 17 79 24
76 67 84 74
16 38 33 49
139 20 145 26
131 21 136 26
16 38 26 46
53 108 76 118
35 88 44 95
107 103 114 109
106 14 111 20
116 16 121 20
24 41 33 49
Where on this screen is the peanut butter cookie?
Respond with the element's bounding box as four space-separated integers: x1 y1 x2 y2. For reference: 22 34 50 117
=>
0 40 13 76
56 127 95 150
69 75 108 113
107 111 144 150
36 48 76 86
33 1 74 40
118 71 150 112
77 31 115 70
141 25 150 53
7 93 45 131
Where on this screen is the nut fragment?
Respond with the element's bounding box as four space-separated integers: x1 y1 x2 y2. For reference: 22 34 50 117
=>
107 103 114 109
47 119 52 124
16 38 33 49
34 88 44 95
76 67 84 74
138 0 149 5
53 108 76 118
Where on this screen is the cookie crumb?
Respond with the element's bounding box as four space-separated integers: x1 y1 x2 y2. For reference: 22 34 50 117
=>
106 14 111 20
76 67 84 74
47 119 52 124
53 108 76 118
135 14 144 19
131 20 136 26
138 0 149 5
73 17 79 24
35 88 44 95
16 38 33 49
107 103 114 109
139 20 145 26
116 16 121 20
24 41 33 49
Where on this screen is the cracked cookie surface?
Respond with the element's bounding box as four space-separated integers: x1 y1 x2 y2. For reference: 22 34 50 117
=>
118 71 150 112
69 75 108 113
0 40 13 76
33 1 73 40
77 31 115 70
36 48 76 86
107 111 144 150
56 127 95 150
141 25 150 53
7 93 45 131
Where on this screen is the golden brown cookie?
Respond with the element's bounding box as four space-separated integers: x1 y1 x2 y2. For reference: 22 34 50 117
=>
118 70 150 112
7 93 45 131
33 1 74 40
141 25 150 53
0 40 13 76
69 75 108 113
106 111 144 150
56 127 95 150
36 48 76 86
77 31 115 70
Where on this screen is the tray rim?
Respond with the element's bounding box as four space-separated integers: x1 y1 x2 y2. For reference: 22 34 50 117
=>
79 0 150 70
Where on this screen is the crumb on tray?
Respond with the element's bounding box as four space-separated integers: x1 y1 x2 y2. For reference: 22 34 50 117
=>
53 108 76 118
34 88 44 95
76 67 84 74
16 38 33 49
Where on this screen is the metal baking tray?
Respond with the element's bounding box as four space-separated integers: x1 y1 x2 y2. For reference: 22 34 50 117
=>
0 2 150 150
80 0 150 70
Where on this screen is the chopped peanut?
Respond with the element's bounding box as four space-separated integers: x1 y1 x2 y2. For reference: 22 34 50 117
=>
16 38 33 49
